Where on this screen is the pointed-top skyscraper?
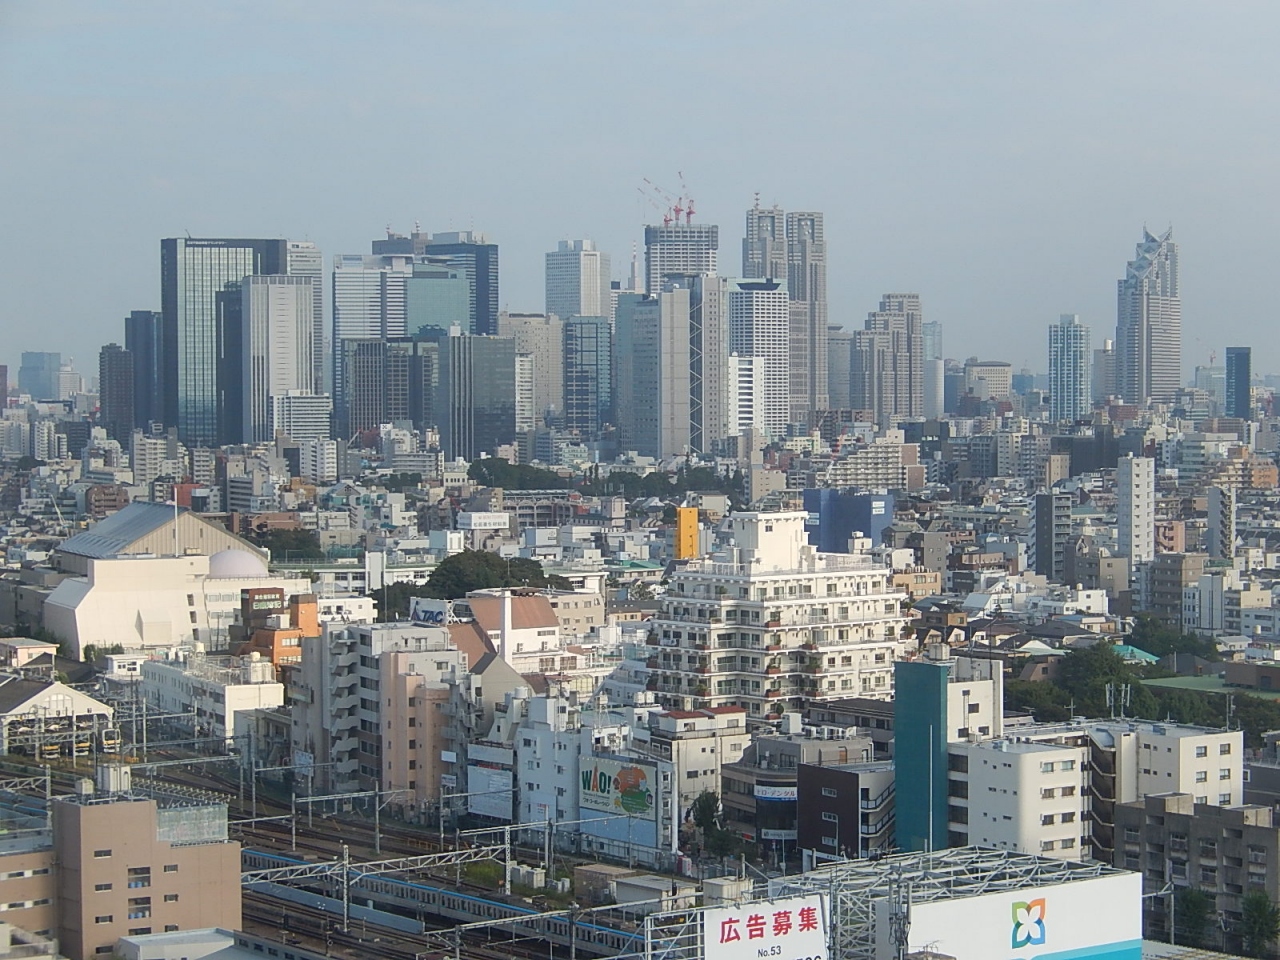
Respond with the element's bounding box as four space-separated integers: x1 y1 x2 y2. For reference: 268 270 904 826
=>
1116 227 1180 404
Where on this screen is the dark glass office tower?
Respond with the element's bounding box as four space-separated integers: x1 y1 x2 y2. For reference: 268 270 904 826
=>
437 333 517 460
563 316 612 437
98 343 134 444
161 238 286 446
125 310 164 429
425 232 499 335
1225 346 1252 420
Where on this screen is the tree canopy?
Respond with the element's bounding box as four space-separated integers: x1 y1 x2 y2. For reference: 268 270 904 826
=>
377 551 570 620
1006 644 1280 748
1125 615 1221 662
252 528 325 561
468 459 570 490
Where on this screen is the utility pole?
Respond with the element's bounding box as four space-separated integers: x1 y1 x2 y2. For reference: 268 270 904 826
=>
341 843 350 932
290 793 297 852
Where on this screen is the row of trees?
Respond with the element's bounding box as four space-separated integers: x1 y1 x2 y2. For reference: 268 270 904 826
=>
1005 643 1280 748
1176 887 1280 955
465 458 747 506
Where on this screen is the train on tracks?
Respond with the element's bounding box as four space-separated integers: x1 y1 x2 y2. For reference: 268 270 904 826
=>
242 849 644 957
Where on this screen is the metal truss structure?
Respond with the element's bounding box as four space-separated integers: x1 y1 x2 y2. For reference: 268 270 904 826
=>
242 843 509 932
768 846 1126 960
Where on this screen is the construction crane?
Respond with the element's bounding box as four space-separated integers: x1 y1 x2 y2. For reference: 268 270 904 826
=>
641 177 689 226
677 170 695 224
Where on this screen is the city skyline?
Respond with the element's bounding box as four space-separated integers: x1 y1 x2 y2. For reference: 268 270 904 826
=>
4 3 1280 374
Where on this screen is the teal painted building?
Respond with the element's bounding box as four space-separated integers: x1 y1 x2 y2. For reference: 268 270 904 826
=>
894 658 951 852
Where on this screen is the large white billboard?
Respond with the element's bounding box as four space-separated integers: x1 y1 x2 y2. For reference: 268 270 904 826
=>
873 871 1141 960
465 765 513 821
579 757 657 822
704 894 827 960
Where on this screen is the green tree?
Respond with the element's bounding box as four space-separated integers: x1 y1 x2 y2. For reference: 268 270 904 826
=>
253 528 325 561
377 551 570 620
1241 891 1280 957
690 790 720 833
468 459 570 490
1174 887 1213 948
1127 615 1221 662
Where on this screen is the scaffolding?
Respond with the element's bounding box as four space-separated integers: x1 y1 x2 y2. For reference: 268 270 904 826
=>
766 846 1127 960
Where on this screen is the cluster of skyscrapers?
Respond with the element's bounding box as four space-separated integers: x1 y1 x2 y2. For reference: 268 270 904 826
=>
73 216 1255 468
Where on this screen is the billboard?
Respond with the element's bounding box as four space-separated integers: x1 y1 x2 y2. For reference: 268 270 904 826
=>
873 871 1141 960
580 757 657 822
410 597 450 627
458 511 510 530
465 765 513 821
703 894 827 960
754 784 797 801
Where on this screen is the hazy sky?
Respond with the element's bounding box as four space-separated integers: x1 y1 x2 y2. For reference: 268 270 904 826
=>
3 1 1278 379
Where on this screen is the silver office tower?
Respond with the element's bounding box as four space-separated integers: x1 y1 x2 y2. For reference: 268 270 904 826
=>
161 238 286 445
742 204 828 424
786 212 828 418
546 240 611 320
1116 227 1180 404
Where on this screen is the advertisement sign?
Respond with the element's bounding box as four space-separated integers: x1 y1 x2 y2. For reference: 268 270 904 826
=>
760 829 797 841
440 774 457 789
754 784 798 801
293 750 314 778
873 871 1141 960
703 894 827 960
458 511 510 531
465 765 513 821
579 757 657 822
410 597 450 627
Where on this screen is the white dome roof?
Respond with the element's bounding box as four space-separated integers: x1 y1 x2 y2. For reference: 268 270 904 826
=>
208 549 269 579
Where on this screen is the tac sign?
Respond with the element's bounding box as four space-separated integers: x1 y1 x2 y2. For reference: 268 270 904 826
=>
410 598 448 626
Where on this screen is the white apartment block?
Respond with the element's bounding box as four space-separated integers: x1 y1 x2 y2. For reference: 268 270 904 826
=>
630 704 751 815
1116 455 1155 563
646 512 910 718
141 652 284 747
947 738 1090 859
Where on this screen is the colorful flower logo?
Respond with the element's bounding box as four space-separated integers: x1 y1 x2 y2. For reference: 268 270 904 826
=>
1011 898 1047 948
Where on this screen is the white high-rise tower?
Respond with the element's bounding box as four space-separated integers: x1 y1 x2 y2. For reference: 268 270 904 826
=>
1048 313 1092 422
728 279 790 440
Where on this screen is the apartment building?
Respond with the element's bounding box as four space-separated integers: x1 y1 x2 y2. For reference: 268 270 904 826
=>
629 704 750 817
721 718 876 864
1116 793 1277 946
945 738 1089 859
289 621 523 797
796 759 895 869
0 766 242 960
647 511 911 717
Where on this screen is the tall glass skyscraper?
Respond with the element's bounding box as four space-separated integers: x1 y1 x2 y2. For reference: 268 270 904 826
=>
437 333 518 461
1048 313 1092 422
161 238 285 445
1225 346 1252 420
563 316 612 437
424 232 499 336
